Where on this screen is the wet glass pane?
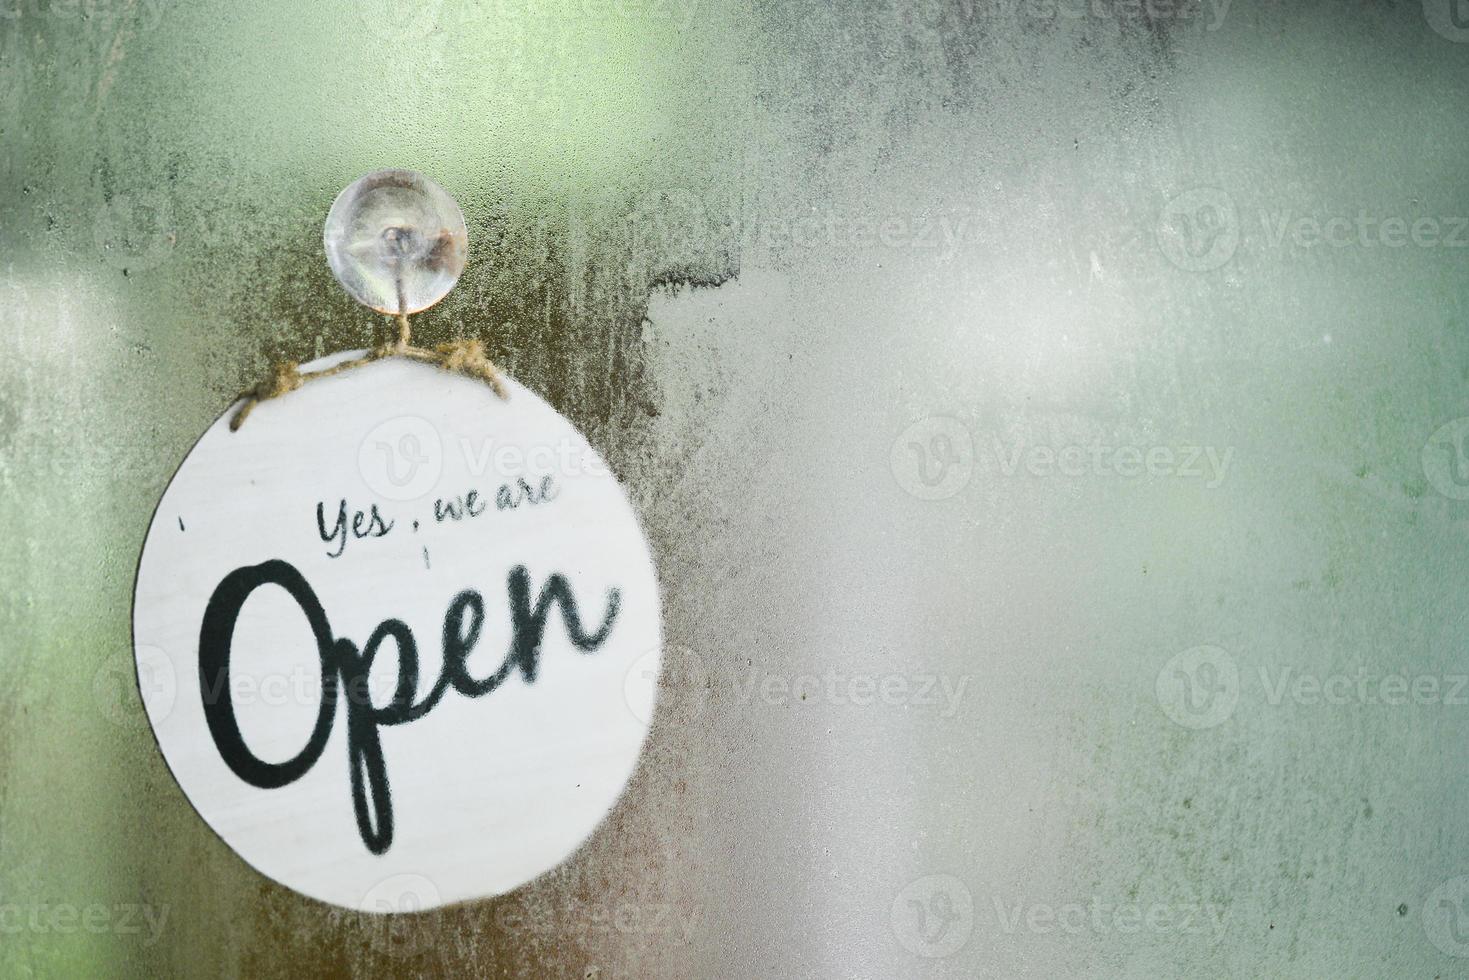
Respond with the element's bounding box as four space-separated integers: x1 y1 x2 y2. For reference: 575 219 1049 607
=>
2 1 1468 976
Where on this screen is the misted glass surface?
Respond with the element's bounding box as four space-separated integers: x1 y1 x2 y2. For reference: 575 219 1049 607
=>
2 1 1468 977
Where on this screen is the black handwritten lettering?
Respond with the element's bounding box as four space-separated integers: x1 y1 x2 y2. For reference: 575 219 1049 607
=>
318 500 394 559
198 561 338 789
197 559 621 855
496 476 557 510
318 502 349 558
437 480 553 523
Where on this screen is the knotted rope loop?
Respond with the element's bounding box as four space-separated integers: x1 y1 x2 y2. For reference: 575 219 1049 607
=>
230 313 507 431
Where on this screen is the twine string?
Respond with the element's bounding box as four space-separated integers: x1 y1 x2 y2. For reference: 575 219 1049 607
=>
230 313 508 431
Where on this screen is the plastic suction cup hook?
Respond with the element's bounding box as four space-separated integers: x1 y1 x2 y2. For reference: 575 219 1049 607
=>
323 169 468 315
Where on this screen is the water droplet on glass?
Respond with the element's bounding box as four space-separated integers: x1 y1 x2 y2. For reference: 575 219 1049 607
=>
324 169 467 315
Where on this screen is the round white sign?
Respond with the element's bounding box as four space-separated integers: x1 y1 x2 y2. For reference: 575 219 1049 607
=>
132 352 661 912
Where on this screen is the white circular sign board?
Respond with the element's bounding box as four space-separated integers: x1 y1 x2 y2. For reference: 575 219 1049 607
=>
132 352 661 912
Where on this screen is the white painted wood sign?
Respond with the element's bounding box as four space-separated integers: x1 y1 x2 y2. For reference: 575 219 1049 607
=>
132 352 662 912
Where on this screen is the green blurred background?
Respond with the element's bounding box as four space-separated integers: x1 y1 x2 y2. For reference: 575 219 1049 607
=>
3 0 1469 976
